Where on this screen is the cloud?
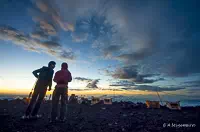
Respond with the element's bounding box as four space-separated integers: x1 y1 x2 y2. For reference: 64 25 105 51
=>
30 31 48 40
2 0 199 89
58 50 76 60
115 51 149 63
25 0 200 92
29 0 75 32
110 65 138 79
39 21 57 35
99 88 123 91
110 80 135 87
74 77 100 88
122 85 185 92
41 41 61 49
0 25 75 61
53 0 200 78
135 77 164 84
86 79 100 88
74 77 92 82
24 47 41 53
121 88 135 90
103 45 123 59
107 65 161 84
109 77 164 87
88 0 162 60
183 80 200 88
168 41 200 77
51 0 107 26
0 25 30 47
30 0 160 62
71 32 88 43
69 89 88 91
34 0 200 80
52 14 74 32
35 0 49 13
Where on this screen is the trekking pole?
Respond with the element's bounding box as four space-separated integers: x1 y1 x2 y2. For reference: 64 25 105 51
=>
49 94 52 100
26 79 38 104
28 79 38 99
156 87 163 106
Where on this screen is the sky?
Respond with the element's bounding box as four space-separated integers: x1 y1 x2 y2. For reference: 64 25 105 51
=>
0 0 200 100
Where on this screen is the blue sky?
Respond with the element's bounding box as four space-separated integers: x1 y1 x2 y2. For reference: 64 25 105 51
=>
0 0 200 99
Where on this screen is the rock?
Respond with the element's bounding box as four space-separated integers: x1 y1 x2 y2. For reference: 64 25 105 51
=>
123 114 127 117
108 123 112 126
0 100 197 132
121 127 125 131
101 107 106 110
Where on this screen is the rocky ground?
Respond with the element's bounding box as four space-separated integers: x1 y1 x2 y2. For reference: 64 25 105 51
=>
0 99 200 132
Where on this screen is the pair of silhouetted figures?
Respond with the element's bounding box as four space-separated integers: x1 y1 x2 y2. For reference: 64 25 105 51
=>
22 61 72 122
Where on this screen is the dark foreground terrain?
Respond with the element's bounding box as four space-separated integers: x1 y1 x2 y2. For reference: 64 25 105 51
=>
0 99 200 132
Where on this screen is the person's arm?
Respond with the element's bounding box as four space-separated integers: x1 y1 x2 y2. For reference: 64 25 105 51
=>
68 72 72 82
32 68 43 78
48 70 54 91
53 72 58 83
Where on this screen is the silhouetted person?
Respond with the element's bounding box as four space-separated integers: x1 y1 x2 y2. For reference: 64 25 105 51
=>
68 94 78 104
24 61 56 118
51 62 72 122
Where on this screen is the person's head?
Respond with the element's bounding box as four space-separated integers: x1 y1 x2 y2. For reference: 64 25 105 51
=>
48 61 56 69
61 62 68 70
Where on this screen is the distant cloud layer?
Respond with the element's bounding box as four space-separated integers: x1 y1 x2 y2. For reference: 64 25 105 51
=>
74 77 92 83
110 80 135 87
122 85 185 92
183 80 200 88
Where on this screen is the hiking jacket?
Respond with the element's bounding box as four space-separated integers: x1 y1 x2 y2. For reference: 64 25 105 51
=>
32 66 54 88
53 64 72 88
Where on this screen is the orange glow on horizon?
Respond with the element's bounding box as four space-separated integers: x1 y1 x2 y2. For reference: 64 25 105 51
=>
0 88 158 96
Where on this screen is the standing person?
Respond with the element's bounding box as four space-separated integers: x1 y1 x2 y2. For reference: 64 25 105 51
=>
23 61 56 119
51 62 72 122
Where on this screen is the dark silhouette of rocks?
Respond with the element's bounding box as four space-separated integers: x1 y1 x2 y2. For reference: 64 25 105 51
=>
0 99 199 132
